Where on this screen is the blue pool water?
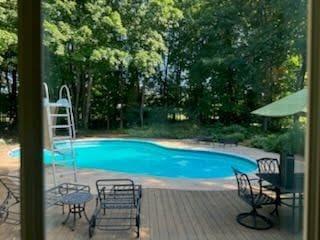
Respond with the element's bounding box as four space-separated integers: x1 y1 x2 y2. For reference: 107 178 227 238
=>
10 140 257 179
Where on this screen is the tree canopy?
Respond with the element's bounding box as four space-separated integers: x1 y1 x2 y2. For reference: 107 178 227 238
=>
0 0 307 130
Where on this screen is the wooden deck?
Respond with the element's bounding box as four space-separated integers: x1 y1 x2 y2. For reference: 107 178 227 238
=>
0 189 302 240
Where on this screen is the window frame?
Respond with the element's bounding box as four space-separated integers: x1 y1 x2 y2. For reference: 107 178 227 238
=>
17 0 319 239
304 0 320 239
18 0 44 239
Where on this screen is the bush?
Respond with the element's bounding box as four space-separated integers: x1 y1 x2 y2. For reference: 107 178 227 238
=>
210 124 253 142
127 123 203 139
221 124 249 136
246 124 305 155
276 125 305 155
223 132 246 142
247 135 269 149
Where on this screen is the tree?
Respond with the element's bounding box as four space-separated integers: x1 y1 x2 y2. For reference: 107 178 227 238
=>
0 0 18 127
0 0 307 131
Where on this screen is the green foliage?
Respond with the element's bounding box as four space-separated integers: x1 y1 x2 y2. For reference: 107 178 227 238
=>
276 124 305 154
0 0 307 132
247 124 305 155
222 132 246 143
127 122 204 139
248 134 279 152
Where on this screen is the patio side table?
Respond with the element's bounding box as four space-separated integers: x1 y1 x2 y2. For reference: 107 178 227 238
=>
60 191 94 231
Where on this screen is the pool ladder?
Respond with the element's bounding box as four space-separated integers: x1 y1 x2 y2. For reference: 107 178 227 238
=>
43 83 77 186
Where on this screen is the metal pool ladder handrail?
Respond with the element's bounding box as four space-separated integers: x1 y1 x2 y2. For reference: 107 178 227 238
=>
43 83 77 185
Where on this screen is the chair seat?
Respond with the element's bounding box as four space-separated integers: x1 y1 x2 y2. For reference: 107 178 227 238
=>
262 184 277 191
90 179 142 238
252 193 275 207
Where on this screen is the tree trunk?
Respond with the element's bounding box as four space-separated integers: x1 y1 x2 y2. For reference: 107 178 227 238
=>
83 75 93 129
5 70 11 93
140 82 145 127
74 70 81 126
119 106 123 129
10 69 18 127
263 117 268 132
82 72 93 129
296 53 307 90
293 54 306 123
117 68 124 130
163 54 169 107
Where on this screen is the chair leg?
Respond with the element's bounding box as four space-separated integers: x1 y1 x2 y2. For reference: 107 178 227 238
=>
62 205 65 214
237 208 273 230
270 204 279 216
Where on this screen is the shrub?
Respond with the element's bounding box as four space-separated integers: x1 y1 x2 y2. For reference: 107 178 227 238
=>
247 124 305 155
262 134 281 152
247 135 269 149
223 132 246 142
221 124 249 136
127 123 203 139
276 125 305 155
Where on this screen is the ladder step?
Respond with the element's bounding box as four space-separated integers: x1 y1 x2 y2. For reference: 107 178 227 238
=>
51 125 71 129
50 114 69 117
56 171 77 177
53 159 75 164
54 149 74 155
48 102 71 108
55 151 75 158
53 136 72 141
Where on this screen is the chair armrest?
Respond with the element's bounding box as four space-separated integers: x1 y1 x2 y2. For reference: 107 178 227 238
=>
136 197 141 213
249 178 260 181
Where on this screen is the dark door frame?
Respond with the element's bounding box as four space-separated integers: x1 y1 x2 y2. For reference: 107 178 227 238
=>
18 0 44 239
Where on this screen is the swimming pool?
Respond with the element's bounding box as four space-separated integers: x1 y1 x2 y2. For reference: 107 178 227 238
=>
10 139 257 179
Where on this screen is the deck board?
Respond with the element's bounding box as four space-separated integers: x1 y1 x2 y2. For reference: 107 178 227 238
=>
0 188 302 240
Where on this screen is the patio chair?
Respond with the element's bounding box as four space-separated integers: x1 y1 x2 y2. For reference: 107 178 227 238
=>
256 158 280 193
233 168 275 230
0 175 20 225
0 173 92 226
89 179 142 238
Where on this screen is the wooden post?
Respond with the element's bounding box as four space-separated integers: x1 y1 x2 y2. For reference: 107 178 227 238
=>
305 0 320 239
18 0 44 239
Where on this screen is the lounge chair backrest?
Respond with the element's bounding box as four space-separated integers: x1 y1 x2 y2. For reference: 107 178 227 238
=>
232 168 254 205
256 158 280 174
96 179 136 205
0 175 20 202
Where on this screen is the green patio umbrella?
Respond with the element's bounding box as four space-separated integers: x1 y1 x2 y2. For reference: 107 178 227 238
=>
251 88 307 117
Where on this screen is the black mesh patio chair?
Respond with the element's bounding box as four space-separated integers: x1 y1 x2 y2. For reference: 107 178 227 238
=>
89 179 142 238
233 168 276 230
256 158 280 192
0 175 20 225
0 174 92 226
